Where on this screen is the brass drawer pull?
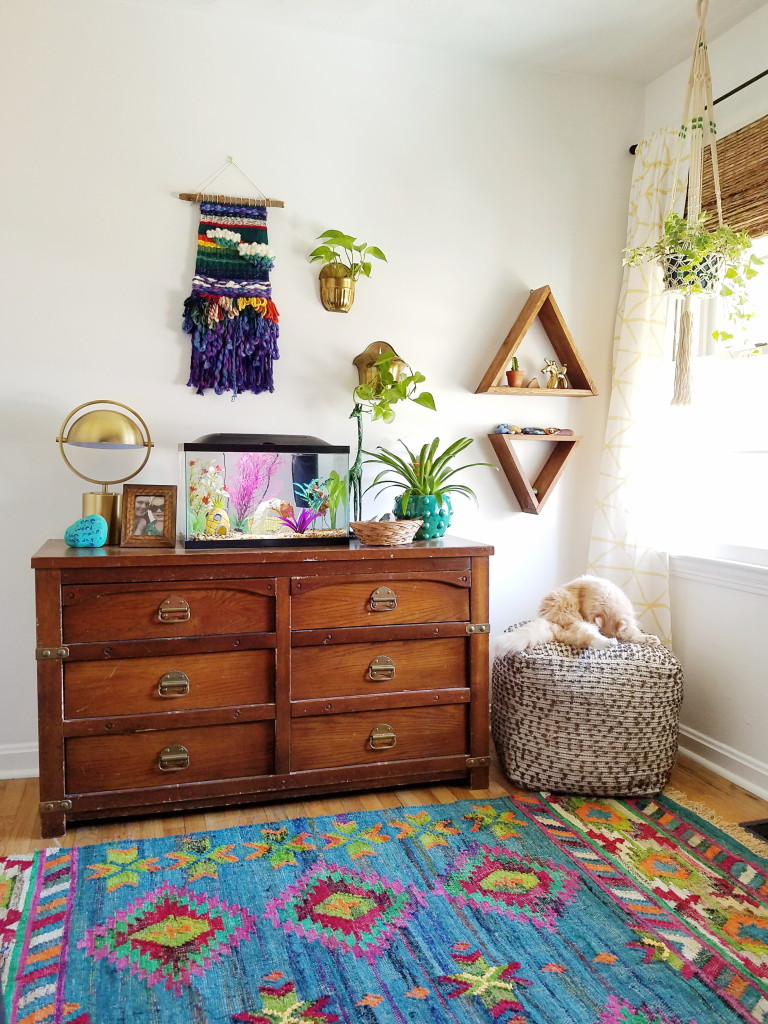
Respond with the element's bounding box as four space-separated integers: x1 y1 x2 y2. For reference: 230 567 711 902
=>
157 596 191 623
158 744 190 771
368 724 397 750
367 655 396 682
158 671 190 698
370 586 397 612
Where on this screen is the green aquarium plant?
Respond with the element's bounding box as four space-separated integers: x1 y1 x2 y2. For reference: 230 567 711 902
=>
623 211 762 340
325 469 349 530
309 230 387 281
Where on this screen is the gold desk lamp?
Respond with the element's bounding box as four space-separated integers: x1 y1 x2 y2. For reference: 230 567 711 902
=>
57 400 153 545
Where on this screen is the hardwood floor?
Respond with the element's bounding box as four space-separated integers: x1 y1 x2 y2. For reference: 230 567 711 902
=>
2 754 767 856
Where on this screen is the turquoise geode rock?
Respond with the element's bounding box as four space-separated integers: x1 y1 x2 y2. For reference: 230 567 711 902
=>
64 514 108 548
393 494 452 540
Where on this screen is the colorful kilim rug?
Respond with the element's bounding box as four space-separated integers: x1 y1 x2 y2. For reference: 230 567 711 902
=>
182 201 279 396
2 793 767 1024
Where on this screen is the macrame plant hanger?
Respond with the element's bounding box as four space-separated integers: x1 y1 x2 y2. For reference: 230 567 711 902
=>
668 0 724 405
179 157 285 397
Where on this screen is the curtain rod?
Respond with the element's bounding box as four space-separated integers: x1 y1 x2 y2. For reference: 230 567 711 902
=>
628 66 768 154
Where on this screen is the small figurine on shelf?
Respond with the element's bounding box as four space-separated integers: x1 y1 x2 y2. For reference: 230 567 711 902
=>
494 424 522 434
541 359 570 389
542 359 559 388
522 427 546 435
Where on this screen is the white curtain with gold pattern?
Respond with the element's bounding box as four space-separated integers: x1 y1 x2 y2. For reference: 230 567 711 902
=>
587 129 688 646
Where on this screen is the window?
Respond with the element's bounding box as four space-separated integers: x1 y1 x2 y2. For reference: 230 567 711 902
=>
640 112 768 567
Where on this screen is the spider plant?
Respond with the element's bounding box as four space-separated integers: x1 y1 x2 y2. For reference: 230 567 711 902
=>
363 437 495 516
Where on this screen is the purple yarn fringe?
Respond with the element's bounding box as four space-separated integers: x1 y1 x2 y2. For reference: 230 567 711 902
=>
183 303 279 397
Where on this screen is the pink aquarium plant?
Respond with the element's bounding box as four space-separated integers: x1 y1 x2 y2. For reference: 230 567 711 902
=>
228 452 282 530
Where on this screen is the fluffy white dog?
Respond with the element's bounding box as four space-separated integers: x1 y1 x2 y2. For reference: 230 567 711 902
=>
495 575 661 656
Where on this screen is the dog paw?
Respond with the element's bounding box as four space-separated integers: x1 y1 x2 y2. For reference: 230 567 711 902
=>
643 634 662 646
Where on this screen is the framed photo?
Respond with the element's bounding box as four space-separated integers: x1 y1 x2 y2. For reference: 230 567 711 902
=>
120 484 177 547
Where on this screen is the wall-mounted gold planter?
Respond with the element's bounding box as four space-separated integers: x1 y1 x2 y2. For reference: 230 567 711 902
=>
319 264 355 312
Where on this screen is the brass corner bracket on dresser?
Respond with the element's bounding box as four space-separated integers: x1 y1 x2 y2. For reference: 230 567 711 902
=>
31 536 494 837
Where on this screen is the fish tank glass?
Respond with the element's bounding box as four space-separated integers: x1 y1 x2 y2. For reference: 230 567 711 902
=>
181 434 350 548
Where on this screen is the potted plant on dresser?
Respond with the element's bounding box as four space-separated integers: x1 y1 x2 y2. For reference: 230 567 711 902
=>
362 436 495 539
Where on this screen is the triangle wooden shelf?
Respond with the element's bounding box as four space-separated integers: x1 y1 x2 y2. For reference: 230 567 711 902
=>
488 432 581 515
476 285 598 396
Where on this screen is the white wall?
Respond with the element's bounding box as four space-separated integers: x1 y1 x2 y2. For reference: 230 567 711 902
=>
0 0 642 775
643 5 768 798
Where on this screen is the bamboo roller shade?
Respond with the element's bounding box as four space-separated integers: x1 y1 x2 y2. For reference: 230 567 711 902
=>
700 114 768 238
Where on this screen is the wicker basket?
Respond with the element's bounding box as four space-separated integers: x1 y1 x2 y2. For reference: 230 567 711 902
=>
350 520 423 546
492 624 684 796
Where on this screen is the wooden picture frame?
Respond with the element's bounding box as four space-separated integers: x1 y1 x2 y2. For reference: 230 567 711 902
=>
120 484 177 547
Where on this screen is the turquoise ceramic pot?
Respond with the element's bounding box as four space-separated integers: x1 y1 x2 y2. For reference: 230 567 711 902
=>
393 494 452 540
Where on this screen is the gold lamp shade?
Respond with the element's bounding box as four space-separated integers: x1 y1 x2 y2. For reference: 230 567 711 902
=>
65 409 145 449
57 400 153 544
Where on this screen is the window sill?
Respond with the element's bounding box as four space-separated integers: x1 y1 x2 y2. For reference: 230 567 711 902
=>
670 554 768 597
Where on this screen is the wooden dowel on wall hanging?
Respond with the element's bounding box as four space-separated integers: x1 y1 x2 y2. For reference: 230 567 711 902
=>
178 192 285 208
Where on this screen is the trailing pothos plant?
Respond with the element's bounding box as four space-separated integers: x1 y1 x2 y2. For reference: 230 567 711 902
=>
363 436 495 515
623 211 762 342
354 353 436 422
348 353 435 522
309 230 387 281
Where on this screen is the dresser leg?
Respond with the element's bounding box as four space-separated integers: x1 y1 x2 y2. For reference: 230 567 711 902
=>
40 810 67 839
469 766 490 789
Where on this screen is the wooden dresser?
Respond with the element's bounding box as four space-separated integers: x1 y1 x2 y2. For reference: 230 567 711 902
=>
31 537 493 837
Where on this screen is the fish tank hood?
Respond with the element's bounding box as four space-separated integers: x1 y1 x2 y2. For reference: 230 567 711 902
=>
186 433 348 453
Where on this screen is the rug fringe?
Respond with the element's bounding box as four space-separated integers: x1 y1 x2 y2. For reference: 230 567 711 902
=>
663 786 768 858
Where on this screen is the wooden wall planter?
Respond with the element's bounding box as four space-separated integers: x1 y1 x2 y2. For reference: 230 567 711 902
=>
476 286 598 396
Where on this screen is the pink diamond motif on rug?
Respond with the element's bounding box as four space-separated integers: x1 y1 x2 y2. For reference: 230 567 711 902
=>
434 844 581 931
78 880 254 995
264 861 426 962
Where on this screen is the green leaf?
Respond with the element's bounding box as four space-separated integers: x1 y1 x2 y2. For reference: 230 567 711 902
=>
412 392 436 411
361 262 372 277
365 246 388 261
317 229 345 239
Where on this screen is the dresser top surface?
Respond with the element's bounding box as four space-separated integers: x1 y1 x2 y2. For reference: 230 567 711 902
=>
32 535 493 569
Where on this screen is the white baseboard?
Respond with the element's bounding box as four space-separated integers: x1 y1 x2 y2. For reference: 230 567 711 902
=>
678 724 768 803
0 743 39 779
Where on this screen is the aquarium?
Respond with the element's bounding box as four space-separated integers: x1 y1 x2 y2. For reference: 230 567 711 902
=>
181 434 350 548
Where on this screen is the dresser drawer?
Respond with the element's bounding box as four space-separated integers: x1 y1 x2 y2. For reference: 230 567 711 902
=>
291 638 467 700
61 580 275 642
64 649 274 719
65 721 274 793
291 572 470 629
291 704 468 771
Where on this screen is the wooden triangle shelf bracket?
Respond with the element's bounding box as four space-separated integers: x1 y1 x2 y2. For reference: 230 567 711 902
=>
488 432 581 514
476 285 598 396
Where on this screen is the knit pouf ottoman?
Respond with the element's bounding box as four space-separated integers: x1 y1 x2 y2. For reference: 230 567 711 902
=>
492 628 684 796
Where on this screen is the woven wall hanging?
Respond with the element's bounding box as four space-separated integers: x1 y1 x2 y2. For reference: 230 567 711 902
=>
179 159 284 397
